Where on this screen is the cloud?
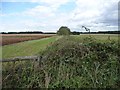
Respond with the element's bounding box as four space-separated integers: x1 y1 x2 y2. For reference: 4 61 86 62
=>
2 0 70 8
1 0 119 32
68 0 119 31
23 5 55 17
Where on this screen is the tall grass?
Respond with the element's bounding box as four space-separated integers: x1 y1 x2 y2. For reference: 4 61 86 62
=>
2 36 120 88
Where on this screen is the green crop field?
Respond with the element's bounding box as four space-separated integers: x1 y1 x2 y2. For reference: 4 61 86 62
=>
2 34 120 88
1 36 60 59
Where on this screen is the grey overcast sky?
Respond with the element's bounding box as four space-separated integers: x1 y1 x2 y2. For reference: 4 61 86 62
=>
0 0 119 32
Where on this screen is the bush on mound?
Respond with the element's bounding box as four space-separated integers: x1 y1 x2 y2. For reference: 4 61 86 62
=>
57 26 71 35
38 36 119 88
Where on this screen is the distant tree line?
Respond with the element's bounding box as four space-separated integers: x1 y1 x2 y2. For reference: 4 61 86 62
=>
1 31 56 34
71 31 80 35
1 28 120 35
71 31 120 35
97 31 120 34
1 31 43 34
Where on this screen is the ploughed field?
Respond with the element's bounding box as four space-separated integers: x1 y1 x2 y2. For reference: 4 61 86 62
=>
1 34 55 46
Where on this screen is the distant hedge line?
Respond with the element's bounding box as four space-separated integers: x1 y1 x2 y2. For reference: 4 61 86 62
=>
1 31 120 34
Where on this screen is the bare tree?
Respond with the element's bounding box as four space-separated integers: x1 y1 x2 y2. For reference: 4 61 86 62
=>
82 26 91 36
82 26 90 33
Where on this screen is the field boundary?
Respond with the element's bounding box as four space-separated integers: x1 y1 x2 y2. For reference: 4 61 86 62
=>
0 56 39 62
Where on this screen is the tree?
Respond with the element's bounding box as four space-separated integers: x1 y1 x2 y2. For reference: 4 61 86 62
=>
82 26 90 33
71 31 80 35
82 26 91 37
57 26 71 35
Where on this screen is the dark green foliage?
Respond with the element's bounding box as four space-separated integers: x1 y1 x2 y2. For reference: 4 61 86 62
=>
2 36 120 88
57 26 71 35
38 36 119 88
71 31 80 35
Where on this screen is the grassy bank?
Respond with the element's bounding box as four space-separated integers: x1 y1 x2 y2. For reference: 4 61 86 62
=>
2 35 120 88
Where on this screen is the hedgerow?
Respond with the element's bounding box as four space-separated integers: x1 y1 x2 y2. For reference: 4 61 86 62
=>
2 36 120 88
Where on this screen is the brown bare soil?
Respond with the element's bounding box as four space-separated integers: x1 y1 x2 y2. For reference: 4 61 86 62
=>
1 34 55 46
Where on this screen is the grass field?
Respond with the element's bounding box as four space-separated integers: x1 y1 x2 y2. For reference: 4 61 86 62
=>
1 36 60 59
72 34 119 42
1 34 118 59
1 34 120 88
